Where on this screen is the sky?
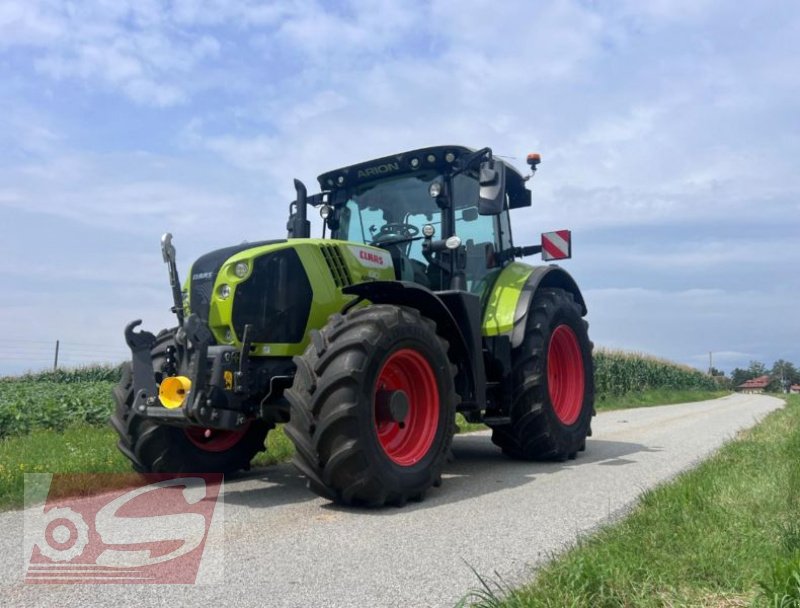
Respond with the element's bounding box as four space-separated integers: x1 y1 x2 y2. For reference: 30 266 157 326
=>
0 0 798 376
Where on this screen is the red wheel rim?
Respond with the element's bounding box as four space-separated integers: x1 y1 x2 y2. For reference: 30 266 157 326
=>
547 325 585 425
184 422 249 453
374 348 440 466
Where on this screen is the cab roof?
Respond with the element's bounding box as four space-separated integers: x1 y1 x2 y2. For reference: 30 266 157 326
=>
317 145 532 209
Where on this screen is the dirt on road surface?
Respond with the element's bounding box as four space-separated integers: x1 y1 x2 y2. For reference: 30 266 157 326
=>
0 393 783 608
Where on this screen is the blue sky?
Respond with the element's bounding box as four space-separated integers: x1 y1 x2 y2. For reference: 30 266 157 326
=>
0 0 798 375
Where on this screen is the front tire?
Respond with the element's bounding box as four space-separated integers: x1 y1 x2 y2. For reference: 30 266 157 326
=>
284 305 457 507
489 287 594 460
110 331 270 474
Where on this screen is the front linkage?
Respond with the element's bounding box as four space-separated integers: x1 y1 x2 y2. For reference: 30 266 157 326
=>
123 318 253 432
122 233 259 434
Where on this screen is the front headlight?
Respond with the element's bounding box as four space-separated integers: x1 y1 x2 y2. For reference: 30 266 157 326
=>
218 284 231 299
234 262 249 278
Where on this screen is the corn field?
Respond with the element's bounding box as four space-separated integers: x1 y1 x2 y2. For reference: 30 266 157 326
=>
0 366 119 438
1 365 122 385
594 349 718 398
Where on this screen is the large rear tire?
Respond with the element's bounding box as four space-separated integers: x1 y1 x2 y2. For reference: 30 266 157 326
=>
489 287 594 460
110 331 270 474
284 305 457 507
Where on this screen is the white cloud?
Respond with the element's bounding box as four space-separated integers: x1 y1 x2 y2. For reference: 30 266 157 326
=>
0 2 64 47
0 147 284 271
2 1 224 106
613 0 719 23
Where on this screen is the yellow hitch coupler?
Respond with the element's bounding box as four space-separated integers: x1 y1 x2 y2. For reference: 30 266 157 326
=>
159 376 192 409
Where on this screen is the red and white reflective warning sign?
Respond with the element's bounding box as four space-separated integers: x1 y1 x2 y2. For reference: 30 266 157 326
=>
541 230 572 261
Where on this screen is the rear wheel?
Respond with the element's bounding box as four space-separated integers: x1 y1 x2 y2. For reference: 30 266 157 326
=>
284 305 457 507
489 287 594 460
110 331 270 474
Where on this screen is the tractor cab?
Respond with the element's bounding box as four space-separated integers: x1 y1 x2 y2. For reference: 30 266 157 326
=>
311 146 535 294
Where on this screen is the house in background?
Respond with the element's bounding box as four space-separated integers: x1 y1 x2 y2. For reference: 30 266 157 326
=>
736 375 771 394
790 384 800 394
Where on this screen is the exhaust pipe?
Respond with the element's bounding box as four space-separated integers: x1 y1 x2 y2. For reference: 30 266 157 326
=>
287 179 311 238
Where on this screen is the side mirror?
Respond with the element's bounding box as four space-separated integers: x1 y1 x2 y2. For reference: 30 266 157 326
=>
478 159 506 215
462 207 479 222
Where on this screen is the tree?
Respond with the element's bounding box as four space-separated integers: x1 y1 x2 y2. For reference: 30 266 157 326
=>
730 361 767 387
730 367 750 387
771 359 799 392
748 360 768 377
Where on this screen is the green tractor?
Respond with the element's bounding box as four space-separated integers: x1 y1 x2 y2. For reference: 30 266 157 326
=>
111 145 594 507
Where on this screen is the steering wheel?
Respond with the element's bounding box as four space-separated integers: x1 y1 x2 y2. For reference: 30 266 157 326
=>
376 222 419 240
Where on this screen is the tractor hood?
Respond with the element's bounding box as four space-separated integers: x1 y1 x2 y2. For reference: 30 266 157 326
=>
188 240 284 325
184 238 394 356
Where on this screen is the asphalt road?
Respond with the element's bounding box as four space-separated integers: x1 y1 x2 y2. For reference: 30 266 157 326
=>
0 393 784 608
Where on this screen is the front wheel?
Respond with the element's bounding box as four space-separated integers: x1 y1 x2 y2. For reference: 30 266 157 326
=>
284 305 458 507
489 287 594 460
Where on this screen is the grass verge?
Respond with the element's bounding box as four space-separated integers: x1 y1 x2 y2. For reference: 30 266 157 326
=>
456 391 732 434
0 426 129 510
0 415 482 510
460 394 800 608
595 388 730 412
0 424 297 511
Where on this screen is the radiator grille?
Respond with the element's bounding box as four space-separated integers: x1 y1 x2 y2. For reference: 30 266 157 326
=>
320 245 353 288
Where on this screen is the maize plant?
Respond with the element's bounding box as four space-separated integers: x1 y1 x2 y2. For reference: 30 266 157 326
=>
594 350 717 398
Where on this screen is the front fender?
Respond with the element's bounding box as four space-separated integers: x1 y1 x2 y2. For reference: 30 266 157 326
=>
342 281 480 405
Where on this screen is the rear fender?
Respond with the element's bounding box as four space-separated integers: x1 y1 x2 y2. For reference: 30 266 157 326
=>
482 263 587 349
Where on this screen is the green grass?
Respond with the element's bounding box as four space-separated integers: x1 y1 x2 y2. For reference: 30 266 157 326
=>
253 424 295 466
0 414 493 510
460 394 800 608
595 388 730 411
457 413 488 433
0 426 129 510
0 423 299 510
455 391 732 433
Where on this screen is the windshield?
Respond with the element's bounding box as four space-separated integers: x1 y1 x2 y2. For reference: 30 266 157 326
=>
334 172 504 290
336 172 483 242
337 171 439 243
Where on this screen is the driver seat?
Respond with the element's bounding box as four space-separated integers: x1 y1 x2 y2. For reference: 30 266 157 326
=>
372 225 429 287
385 245 430 287
368 233 415 283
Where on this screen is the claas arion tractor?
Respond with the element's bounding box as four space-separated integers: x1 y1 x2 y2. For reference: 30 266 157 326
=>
112 145 594 507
